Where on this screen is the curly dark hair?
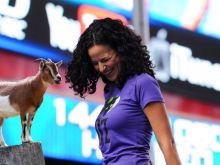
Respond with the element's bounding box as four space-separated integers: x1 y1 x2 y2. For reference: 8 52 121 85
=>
65 17 155 98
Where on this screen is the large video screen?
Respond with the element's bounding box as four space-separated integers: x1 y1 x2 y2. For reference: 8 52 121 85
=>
3 93 103 164
149 0 220 41
0 0 130 63
152 116 220 165
147 0 220 105
149 21 220 105
1 0 220 165
3 91 220 165
0 0 130 164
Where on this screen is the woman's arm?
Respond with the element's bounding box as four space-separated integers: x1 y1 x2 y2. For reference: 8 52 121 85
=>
144 102 181 165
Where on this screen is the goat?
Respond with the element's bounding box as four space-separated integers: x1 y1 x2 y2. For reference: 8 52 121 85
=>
0 58 62 147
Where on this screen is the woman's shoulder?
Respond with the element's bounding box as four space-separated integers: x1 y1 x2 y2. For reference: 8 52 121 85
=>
123 73 163 105
129 73 157 85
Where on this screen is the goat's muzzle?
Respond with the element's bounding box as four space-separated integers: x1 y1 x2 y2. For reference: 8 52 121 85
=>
54 75 62 84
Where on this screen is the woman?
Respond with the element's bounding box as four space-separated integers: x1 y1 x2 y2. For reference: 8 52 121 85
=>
65 18 181 165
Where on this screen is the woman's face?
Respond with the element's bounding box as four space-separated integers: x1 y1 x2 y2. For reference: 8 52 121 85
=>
88 45 120 82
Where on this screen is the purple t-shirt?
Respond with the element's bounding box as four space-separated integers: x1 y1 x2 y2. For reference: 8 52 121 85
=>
95 73 164 165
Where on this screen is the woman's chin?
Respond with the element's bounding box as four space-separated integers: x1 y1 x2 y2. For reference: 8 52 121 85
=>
106 75 118 82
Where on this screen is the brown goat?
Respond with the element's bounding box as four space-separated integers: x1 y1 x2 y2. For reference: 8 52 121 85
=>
0 58 62 147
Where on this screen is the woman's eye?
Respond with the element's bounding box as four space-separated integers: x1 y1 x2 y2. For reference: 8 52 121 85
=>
92 55 112 66
101 57 111 63
101 59 107 63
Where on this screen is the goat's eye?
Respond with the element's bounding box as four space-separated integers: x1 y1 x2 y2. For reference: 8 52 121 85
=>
44 68 51 75
44 68 50 73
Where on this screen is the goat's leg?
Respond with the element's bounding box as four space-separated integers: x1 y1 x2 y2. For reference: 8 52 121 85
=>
26 112 36 142
0 117 7 147
20 114 28 143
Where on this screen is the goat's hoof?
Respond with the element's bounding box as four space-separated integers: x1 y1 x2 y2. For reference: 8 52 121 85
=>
22 140 33 144
22 141 31 144
0 143 8 147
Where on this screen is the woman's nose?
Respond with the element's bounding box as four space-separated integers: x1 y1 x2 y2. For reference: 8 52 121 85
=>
98 62 106 73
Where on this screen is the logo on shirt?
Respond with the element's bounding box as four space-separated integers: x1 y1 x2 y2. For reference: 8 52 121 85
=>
104 96 120 113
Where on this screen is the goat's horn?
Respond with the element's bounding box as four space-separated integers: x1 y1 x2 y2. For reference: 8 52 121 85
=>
47 58 52 62
35 58 47 62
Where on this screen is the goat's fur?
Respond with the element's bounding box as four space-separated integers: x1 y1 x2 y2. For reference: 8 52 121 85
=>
0 58 62 147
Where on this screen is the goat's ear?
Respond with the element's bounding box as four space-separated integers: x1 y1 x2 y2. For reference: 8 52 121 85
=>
39 61 46 70
56 60 62 68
